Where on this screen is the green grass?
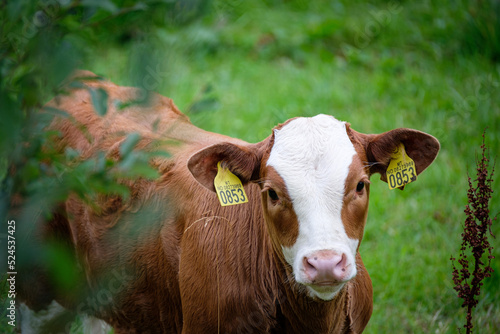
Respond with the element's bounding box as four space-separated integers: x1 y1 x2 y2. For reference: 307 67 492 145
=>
4 0 500 333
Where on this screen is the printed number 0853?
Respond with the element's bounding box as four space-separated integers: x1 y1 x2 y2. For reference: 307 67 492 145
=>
219 188 246 205
389 167 415 188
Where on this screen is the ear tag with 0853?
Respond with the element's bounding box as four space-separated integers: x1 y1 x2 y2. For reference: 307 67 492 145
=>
214 162 248 206
386 143 417 190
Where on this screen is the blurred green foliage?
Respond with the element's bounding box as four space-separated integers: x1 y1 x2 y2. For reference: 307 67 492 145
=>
1 1 207 333
461 0 500 61
0 0 210 225
1 0 499 333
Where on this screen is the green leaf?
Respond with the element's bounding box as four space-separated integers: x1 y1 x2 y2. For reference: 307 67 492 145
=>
120 133 141 158
118 159 159 180
132 2 148 11
0 157 7 181
94 151 107 172
68 81 86 89
81 0 119 14
64 148 80 160
41 106 70 119
89 87 108 116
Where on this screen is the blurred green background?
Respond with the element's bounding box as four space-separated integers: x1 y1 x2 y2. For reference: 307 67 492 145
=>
1 0 499 333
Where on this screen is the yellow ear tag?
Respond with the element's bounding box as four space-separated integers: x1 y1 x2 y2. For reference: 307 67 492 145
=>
214 162 249 206
386 143 417 190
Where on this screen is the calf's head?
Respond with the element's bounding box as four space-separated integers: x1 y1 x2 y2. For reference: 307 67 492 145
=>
188 114 439 300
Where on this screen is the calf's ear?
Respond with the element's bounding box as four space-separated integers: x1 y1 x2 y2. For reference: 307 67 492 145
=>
349 127 440 184
187 142 263 192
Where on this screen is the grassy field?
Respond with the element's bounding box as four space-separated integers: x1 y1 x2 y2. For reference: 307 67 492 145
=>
3 0 500 333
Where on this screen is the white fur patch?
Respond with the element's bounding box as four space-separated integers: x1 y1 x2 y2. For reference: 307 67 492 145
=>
81 315 112 334
20 301 68 333
19 301 112 334
266 114 359 300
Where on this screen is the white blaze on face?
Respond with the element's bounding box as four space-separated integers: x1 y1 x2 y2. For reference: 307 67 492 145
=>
266 114 359 300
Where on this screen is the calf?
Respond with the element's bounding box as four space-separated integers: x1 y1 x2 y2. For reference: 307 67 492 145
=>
16 71 440 333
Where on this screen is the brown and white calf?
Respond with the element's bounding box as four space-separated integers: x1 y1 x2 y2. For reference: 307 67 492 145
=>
16 71 440 333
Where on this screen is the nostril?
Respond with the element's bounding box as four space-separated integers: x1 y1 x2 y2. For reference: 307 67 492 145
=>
304 257 316 270
337 253 346 269
334 253 348 277
303 257 318 281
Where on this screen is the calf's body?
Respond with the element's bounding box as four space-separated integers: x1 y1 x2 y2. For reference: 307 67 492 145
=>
16 71 439 333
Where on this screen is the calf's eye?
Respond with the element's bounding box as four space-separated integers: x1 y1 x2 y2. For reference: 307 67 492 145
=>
356 181 365 192
268 189 279 201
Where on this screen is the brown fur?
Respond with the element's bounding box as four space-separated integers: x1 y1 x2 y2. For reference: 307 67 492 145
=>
17 71 439 333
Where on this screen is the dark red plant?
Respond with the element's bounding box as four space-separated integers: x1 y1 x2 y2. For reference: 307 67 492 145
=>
451 132 496 334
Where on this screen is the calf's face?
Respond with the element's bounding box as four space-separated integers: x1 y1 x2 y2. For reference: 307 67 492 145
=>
262 115 368 300
188 114 440 301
